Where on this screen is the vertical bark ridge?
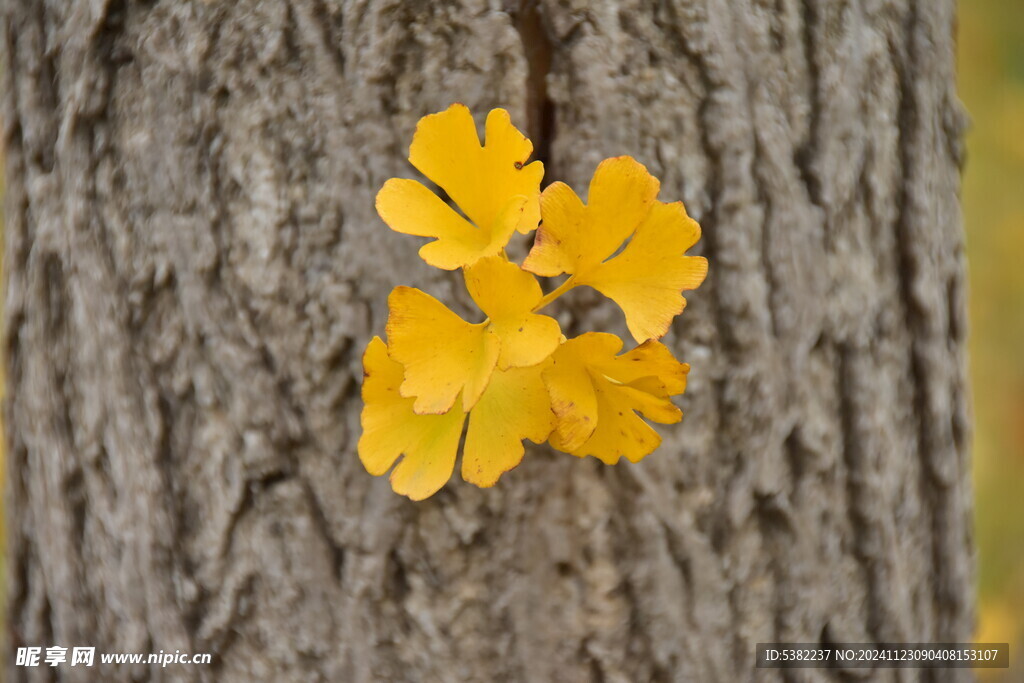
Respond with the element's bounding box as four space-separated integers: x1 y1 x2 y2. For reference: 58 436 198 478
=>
890 0 973 644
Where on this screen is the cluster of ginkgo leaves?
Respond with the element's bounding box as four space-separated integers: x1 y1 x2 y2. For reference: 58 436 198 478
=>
358 104 708 500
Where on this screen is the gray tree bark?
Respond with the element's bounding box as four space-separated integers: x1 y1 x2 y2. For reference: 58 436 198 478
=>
2 0 972 681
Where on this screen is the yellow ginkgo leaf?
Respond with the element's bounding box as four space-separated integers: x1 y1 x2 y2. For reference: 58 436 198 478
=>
375 178 527 270
463 256 561 370
609 341 690 396
462 361 555 488
358 337 467 501
523 156 660 277
409 104 544 235
386 286 500 414
549 380 667 464
543 332 689 464
576 201 708 342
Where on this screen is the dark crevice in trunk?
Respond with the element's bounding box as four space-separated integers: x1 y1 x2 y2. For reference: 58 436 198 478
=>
514 0 556 172
796 0 824 210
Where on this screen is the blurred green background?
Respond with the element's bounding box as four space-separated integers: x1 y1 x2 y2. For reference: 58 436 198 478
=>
959 0 1024 672
0 0 1021 671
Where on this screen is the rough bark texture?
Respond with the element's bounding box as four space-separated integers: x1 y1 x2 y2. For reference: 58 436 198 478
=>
2 0 972 681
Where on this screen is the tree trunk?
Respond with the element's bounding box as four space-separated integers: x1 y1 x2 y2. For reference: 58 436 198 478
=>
2 1 972 681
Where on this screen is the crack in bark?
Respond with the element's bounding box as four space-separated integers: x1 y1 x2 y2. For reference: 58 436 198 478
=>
514 0 556 171
796 0 824 211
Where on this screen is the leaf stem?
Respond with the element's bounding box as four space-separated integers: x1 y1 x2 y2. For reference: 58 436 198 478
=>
532 276 577 312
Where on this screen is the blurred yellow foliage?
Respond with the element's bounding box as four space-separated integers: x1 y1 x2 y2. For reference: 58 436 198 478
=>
959 0 1024 678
